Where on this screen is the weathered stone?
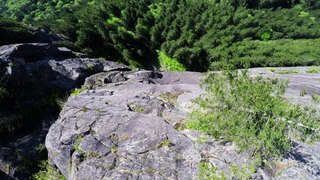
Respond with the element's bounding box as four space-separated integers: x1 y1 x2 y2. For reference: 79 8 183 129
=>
46 67 320 180
2 43 319 180
0 43 77 63
46 71 203 180
0 43 131 179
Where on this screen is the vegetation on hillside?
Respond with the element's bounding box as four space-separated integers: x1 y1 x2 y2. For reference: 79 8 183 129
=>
210 39 320 69
187 70 320 178
0 17 37 46
32 161 65 180
1 1 320 179
1 0 320 70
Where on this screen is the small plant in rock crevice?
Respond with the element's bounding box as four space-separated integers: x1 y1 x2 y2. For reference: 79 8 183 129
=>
276 69 299 74
133 105 144 113
32 160 65 180
159 91 183 105
268 68 276 72
306 66 320 73
70 87 88 97
156 139 172 148
300 89 307 96
73 136 82 152
198 160 257 180
311 94 320 103
111 144 118 154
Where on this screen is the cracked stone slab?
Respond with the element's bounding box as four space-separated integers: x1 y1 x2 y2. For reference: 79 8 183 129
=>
46 67 320 180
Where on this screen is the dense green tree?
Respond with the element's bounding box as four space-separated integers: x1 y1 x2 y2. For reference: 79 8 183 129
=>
231 0 300 8
0 17 37 45
1 0 320 71
86 0 159 68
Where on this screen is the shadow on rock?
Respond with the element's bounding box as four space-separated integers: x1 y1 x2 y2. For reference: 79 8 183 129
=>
0 43 131 179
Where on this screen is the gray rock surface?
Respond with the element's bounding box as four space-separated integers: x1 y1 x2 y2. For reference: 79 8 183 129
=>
0 43 130 179
46 66 320 180
249 67 320 109
0 43 76 63
46 71 204 180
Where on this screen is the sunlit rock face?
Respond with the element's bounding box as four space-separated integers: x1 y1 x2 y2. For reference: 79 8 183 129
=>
47 67 320 180
0 43 128 179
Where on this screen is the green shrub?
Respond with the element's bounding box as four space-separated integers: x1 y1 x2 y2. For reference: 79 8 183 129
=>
311 94 320 103
0 18 36 45
70 87 87 97
52 40 79 51
260 30 273 41
159 91 183 105
157 50 186 71
2 1 320 71
268 68 276 72
32 161 65 180
198 162 225 180
210 39 320 70
300 89 307 96
198 161 256 180
187 70 319 162
276 69 299 74
306 66 320 73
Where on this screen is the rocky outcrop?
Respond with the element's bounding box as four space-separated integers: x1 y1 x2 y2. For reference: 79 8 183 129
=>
0 43 129 179
0 44 129 138
46 67 320 180
46 71 204 179
1 43 319 179
47 70 259 179
0 43 77 62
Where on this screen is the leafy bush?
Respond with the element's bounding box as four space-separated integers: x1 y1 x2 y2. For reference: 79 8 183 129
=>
70 87 88 97
306 66 320 73
52 41 79 52
276 69 299 74
0 17 36 45
32 161 65 180
210 39 320 70
157 50 186 71
198 161 256 180
187 70 319 162
311 94 320 103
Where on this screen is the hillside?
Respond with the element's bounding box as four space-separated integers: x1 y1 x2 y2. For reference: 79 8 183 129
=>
0 0 320 180
1 0 320 70
45 66 320 180
0 43 319 179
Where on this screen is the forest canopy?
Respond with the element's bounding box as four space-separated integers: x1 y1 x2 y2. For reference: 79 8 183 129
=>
1 0 320 71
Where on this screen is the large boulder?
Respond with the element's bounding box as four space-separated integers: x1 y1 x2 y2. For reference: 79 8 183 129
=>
0 43 77 63
0 43 130 131
0 43 130 179
46 70 264 179
46 67 320 180
0 43 130 138
46 71 204 179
